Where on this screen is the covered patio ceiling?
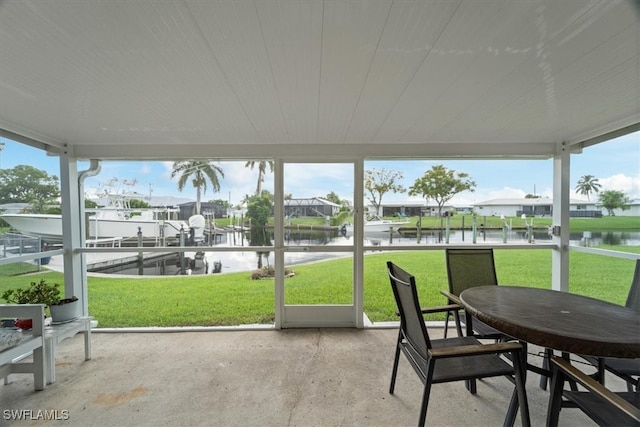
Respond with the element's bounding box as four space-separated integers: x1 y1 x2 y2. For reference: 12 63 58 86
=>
0 0 638 160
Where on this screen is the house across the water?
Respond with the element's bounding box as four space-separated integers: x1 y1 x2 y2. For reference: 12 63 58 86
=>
284 198 342 218
377 197 639 218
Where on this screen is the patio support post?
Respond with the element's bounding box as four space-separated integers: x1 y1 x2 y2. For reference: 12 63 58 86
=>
273 158 284 329
354 159 364 328
551 142 571 292
59 152 87 315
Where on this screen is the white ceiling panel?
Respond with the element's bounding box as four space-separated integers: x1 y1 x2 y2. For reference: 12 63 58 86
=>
256 1 324 144
0 0 638 159
316 0 392 143
346 1 461 143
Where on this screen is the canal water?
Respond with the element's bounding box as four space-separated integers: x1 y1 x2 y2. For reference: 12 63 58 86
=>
91 229 640 276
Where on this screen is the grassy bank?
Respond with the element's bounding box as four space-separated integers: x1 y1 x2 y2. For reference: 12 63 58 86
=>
372 215 639 231
1 246 637 327
235 214 640 231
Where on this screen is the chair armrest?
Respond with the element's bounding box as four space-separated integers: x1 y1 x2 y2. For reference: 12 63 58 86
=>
440 290 461 305
551 356 640 422
396 303 461 317
421 304 461 315
430 341 522 359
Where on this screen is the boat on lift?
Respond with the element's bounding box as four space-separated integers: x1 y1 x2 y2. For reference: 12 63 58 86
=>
1 178 190 244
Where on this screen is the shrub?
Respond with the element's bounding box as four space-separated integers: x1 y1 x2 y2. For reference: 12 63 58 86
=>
251 266 295 280
1 278 61 307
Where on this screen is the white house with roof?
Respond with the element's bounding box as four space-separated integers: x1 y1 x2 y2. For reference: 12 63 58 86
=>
611 197 640 217
377 201 472 217
377 201 424 217
474 197 640 217
285 197 342 218
472 197 607 218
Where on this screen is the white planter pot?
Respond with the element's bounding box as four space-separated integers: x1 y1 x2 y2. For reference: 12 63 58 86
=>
49 298 79 323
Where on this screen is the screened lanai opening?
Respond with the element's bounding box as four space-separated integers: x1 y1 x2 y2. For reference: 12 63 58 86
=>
1 134 637 328
0 0 638 329
0 143 62 277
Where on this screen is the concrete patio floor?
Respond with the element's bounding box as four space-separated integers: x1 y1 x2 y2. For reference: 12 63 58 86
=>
1 327 607 426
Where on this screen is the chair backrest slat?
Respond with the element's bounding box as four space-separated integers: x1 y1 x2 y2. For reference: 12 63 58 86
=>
625 259 640 312
446 248 498 296
387 261 432 355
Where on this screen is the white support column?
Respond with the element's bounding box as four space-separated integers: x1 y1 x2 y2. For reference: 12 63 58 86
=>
551 142 571 292
354 159 364 328
59 152 87 315
273 158 284 329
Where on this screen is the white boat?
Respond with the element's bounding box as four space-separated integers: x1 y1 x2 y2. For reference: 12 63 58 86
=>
1 211 189 244
341 217 410 234
0 214 66 242
1 180 190 244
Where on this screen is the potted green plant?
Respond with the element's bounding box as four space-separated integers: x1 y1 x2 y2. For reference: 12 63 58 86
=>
1 279 79 326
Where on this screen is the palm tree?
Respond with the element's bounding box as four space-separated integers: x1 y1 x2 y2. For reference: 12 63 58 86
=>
245 161 274 196
575 175 602 201
171 161 224 214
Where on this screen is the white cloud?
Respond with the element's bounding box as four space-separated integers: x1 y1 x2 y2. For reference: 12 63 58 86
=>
138 163 152 175
572 173 640 201
161 161 174 180
221 162 263 203
599 173 640 198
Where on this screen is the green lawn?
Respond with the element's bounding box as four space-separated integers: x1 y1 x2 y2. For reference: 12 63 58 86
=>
1 246 637 327
399 214 640 231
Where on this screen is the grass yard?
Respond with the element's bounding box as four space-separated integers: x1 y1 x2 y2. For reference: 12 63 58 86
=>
1 246 637 327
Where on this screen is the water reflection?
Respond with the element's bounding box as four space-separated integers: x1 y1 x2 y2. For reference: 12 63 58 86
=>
91 228 639 276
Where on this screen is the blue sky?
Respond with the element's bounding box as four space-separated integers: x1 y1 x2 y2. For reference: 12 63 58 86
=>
0 132 638 207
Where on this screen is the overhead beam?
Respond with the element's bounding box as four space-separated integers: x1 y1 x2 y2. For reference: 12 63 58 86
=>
570 122 640 151
68 142 562 161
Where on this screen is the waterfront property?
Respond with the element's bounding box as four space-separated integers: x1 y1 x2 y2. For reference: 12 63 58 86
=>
2 4 637 322
1 3 639 424
284 197 342 218
378 197 640 219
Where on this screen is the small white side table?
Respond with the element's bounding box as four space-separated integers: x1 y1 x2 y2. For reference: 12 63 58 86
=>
44 317 92 384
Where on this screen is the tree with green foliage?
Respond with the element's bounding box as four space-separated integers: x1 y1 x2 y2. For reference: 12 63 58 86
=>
85 199 99 209
21 197 58 214
0 165 60 205
325 191 349 211
171 161 224 215
209 198 232 210
0 165 60 213
245 161 274 196
409 165 476 217
575 175 602 201
259 190 274 204
364 168 405 216
128 199 152 209
598 189 630 216
246 194 273 246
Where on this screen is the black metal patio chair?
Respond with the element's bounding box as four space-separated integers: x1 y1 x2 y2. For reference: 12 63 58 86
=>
440 248 508 340
386 261 530 426
581 259 640 392
547 356 640 426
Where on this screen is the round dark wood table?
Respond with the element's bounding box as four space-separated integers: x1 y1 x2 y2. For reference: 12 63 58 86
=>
460 286 640 359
